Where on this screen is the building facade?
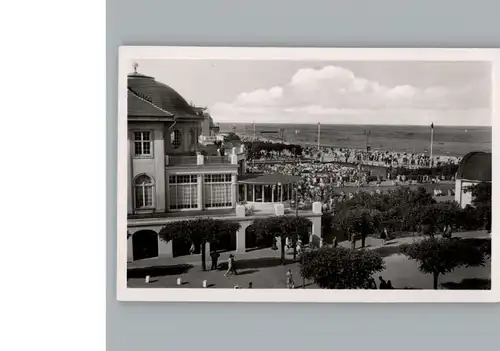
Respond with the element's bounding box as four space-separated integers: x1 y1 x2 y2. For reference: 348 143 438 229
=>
454 151 492 208
126 69 322 262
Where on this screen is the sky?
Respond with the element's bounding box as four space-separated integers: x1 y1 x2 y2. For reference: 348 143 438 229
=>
133 59 492 126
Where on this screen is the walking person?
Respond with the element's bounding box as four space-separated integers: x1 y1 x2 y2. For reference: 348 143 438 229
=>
446 225 453 238
286 269 295 289
189 242 196 255
381 228 388 246
210 250 220 270
350 233 356 250
296 239 302 256
378 276 388 289
224 254 238 277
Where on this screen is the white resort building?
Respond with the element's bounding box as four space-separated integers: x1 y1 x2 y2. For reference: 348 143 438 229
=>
454 151 492 208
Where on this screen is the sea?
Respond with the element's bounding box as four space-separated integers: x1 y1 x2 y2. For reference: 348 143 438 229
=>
219 123 492 157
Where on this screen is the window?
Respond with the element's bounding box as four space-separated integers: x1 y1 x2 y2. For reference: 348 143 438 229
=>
134 131 152 156
254 185 263 202
134 175 154 209
188 128 196 148
171 130 182 149
238 184 245 202
168 175 198 210
264 185 272 202
246 184 254 202
204 174 233 208
273 185 282 202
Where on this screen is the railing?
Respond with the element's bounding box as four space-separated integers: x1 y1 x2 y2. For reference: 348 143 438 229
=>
205 156 230 164
166 154 237 166
167 156 197 166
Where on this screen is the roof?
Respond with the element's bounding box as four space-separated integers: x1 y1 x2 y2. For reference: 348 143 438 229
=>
238 173 302 185
456 152 491 181
127 90 173 118
127 72 203 120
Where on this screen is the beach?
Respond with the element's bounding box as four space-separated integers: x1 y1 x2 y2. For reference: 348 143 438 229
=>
219 123 491 157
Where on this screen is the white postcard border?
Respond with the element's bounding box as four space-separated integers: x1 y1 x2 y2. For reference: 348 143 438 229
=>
117 47 500 302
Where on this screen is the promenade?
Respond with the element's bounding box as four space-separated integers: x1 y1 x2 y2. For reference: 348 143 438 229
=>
127 231 490 290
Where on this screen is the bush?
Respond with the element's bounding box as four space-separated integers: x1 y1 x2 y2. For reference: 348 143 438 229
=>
300 247 385 289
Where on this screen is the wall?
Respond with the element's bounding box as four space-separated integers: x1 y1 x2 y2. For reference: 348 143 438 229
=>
128 123 166 212
455 179 479 208
164 121 201 154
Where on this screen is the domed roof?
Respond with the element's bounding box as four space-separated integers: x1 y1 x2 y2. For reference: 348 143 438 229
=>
456 151 491 181
127 72 203 120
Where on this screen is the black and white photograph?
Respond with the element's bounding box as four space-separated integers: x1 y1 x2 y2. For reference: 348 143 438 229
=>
117 47 498 302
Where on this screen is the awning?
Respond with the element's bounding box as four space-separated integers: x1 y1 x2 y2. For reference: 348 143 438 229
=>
238 173 302 185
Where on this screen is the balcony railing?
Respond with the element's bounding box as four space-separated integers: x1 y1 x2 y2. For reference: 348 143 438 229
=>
205 156 230 164
166 154 237 166
167 156 197 166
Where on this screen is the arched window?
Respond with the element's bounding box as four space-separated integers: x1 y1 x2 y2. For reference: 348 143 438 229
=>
134 175 154 209
171 130 182 149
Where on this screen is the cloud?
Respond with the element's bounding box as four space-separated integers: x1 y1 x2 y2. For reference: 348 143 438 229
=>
211 65 489 125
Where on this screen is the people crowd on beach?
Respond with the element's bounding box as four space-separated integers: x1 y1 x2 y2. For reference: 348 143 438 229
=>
242 136 461 169
305 146 461 169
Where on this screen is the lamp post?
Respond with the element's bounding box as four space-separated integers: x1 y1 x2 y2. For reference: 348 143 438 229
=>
364 129 371 152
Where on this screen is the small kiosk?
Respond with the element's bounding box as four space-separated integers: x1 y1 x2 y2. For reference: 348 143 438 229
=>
237 174 302 210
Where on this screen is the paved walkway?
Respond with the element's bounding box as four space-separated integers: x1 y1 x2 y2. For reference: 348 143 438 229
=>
128 230 491 290
128 230 489 270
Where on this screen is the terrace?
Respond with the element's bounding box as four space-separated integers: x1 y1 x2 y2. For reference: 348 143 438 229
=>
165 144 246 167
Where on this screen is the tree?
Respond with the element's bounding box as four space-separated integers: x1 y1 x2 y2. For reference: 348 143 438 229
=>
400 237 488 289
252 216 311 264
299 247 385 289
336 208 380 248
332 186 436 234
433 201 461 231
471 182 492 232
158 218 241 271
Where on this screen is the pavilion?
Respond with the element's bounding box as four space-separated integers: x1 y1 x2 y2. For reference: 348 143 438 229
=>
237 173 302 209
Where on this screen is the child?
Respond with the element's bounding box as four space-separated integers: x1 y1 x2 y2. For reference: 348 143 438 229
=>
286 269 295 289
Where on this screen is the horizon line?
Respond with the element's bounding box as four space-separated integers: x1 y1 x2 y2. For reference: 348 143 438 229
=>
214 122 492 127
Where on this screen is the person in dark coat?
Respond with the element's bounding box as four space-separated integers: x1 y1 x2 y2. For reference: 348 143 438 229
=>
210 250 220 270
379 276 388 289
380 228 388 246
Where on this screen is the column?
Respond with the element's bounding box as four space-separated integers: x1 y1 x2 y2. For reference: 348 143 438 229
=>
231 174 237 208
236 221 249 253
197 174 203 210
158 236 173 258
127 234 134 262
310 216 322 248
271 185 274 203
165 173 170 210
204 241 211 258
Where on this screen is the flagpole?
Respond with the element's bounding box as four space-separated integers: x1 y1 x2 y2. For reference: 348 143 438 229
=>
317 122 321 150
253 121 256 141
430 122 434 166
